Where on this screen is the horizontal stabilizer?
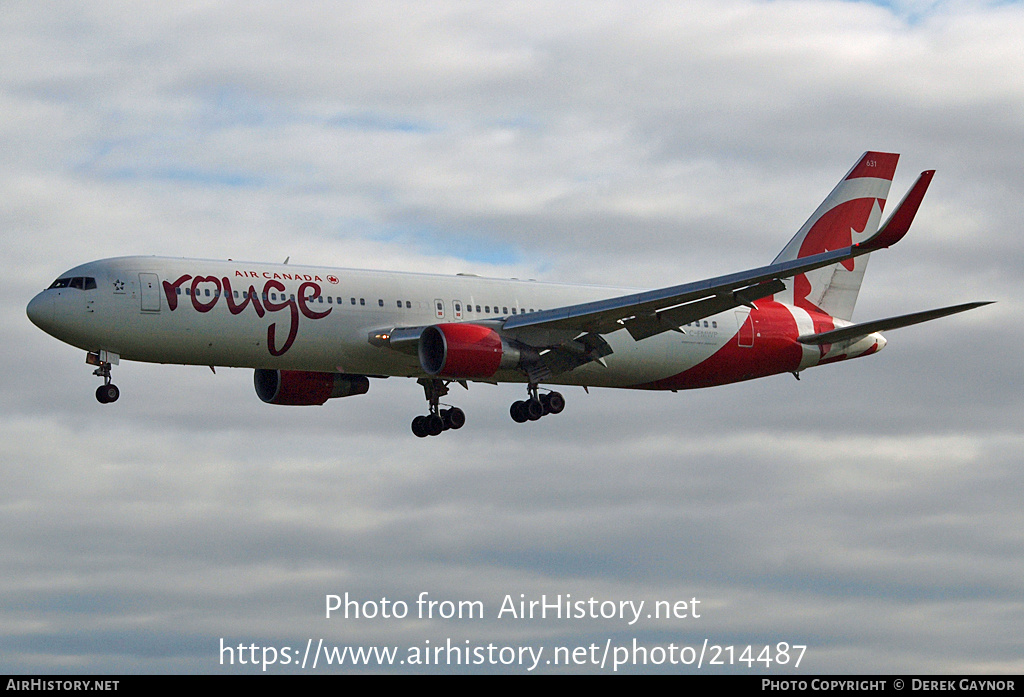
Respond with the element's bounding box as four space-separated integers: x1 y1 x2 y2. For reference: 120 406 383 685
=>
797 301 993 345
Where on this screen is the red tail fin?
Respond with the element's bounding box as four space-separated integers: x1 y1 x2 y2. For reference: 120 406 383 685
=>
772 152 899 321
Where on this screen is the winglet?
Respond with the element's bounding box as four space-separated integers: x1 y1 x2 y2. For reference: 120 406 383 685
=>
859 169 935 251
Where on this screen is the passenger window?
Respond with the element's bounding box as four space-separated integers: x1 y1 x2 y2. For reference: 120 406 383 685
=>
406 301 411 308
360 298 365 306
378 299 384 307
503 307 508 314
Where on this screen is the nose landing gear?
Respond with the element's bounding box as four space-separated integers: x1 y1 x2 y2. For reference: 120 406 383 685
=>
87 351 120 404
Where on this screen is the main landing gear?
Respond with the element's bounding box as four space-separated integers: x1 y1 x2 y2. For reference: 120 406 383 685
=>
88 352 119 404
510 383 565 424
412 378 466 438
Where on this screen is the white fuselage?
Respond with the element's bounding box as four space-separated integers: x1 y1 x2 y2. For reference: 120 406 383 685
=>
26 255 883 392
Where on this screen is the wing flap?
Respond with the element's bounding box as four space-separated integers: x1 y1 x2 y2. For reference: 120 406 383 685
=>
623 279 786 341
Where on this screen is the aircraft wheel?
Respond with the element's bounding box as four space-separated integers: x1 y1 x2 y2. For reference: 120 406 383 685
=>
526 398 545 421
546 391 565 414
426 413 445 436
444 407 466 430
96 384 119 404
510 401 528 423
411 415 429 438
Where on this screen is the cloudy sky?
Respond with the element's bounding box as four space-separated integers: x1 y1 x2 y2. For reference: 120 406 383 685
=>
2 0 1021 674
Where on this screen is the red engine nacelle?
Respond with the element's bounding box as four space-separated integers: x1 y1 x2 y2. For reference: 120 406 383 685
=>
418 323 520 378
254 369 369 406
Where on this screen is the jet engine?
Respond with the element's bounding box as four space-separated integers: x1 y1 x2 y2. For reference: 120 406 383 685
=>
418 323 520 378
254 369 369 406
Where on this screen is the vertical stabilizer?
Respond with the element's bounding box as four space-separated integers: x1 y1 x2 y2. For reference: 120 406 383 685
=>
772 152 899 320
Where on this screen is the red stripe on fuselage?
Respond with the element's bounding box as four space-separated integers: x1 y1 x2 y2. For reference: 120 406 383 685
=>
634 301 804 390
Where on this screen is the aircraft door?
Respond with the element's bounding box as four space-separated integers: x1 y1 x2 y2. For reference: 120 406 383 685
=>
139 273 161 313
434 298 445 320
735 310 754 347
453 300 463 320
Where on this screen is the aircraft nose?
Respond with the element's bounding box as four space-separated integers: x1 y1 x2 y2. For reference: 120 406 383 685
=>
26 292 54 332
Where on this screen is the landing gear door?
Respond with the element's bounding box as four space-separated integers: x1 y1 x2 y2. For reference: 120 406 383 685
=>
140 273 161 313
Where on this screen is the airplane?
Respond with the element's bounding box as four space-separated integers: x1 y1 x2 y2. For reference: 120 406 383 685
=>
26 151 990 437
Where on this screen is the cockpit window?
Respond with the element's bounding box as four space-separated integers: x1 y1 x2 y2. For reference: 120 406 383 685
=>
47 276 96 290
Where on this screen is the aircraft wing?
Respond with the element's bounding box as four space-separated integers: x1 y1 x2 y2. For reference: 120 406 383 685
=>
371 168 937 381
501 169 934 342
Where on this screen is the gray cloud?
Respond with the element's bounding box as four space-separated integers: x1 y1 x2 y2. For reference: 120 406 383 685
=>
2 0 1021 674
